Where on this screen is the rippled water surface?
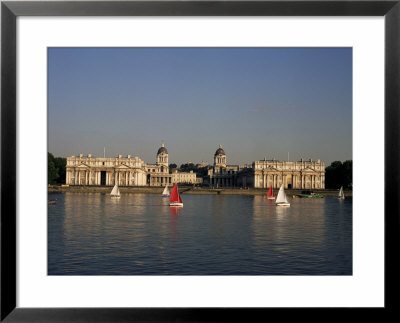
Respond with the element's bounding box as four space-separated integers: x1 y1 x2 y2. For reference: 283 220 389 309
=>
48 193 352 275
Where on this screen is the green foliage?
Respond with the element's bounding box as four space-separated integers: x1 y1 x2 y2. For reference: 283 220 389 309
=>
325 160 352 189
179 163 196 173
172 163 210 178
48 153 59 184
48 153 67 184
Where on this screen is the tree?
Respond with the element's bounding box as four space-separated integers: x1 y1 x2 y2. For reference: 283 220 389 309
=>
54 157 67 184
325 160 352 189
48 152 59 184
48 153 67 184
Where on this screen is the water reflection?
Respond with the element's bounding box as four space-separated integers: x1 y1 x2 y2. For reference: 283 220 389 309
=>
49 193 352 275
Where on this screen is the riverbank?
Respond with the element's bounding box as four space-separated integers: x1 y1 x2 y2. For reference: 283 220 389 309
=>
48 185 352 197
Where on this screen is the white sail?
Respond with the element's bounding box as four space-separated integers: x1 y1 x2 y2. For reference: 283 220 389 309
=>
110 184 120 196
275 185 288 204
162 185 169 196
338 186 345 199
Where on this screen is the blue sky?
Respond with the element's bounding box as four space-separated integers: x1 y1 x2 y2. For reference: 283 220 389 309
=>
48 47 352 166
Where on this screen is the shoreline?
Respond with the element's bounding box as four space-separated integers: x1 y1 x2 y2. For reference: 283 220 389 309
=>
48 185 352 197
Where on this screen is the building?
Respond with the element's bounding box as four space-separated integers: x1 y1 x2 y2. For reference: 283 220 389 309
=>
252 158 325 189
171 169 197 184
65 142 197 187
207 144 325 189
208 145 241 187
66 142 325 189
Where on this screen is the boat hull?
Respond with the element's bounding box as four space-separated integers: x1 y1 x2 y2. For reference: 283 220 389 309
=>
267 196 275 200
162 195 170 198
296 194 323 199
169 202 183 207
276 202 290 207
111 196 120 199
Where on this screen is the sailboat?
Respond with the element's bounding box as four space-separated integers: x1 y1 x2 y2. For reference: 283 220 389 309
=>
110 183 121 198
162 185 170 197
338 186 345 200
266 185 275 200
169 183 183 207
275 185 290 207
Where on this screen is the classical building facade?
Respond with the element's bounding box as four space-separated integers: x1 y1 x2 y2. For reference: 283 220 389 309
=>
252 158 325 189
207 145 325 189
65 142 197 187
207 145 244 187
65 142 325 189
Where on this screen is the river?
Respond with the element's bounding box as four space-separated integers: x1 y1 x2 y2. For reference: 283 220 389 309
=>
48 192 352 275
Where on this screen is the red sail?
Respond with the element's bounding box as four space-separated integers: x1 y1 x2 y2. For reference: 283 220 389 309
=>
267 185 274 197
170 183 182 203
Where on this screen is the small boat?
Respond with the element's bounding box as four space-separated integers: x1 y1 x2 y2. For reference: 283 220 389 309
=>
275 185 290 207
110 184 121 198
266 185 275 200
48 200 56 205
296 190 324 198
169 183 183 207
338 186 345 200
162 185 170 197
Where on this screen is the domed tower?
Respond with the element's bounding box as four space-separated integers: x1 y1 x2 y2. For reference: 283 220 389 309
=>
214 144 226 168
157 141 169 173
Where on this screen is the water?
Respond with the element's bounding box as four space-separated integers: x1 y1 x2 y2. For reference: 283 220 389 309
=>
48 192 352 275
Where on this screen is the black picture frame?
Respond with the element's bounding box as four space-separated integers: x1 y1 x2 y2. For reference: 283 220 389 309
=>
1 1 399 321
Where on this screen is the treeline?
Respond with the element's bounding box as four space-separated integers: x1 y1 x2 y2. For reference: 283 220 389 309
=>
48 153 66 184
325 160 352 189
169 163 210 178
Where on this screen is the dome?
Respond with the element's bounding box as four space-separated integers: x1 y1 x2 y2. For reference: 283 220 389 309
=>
214 144 225 156
157 141 168 154
157 146 168 154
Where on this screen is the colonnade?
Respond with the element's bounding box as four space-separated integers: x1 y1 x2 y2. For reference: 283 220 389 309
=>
149 175 172 186
255 173 325 189
66 169 146 186
210 176 235 187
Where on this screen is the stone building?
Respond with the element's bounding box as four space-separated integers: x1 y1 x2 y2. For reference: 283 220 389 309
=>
252 158 325 189
65 142 325 189
208 145 246 187
207 144 325 189
171 169 197 184
66 142 197 187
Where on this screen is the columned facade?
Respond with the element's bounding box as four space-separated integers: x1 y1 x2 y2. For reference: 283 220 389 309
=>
65 142 196 187
66 155 148 186
208 145 241 188
66 143 325 189
253 159 325 189
207 145 325 189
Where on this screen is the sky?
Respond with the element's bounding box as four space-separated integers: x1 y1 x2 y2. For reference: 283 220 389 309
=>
48 47 352 166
